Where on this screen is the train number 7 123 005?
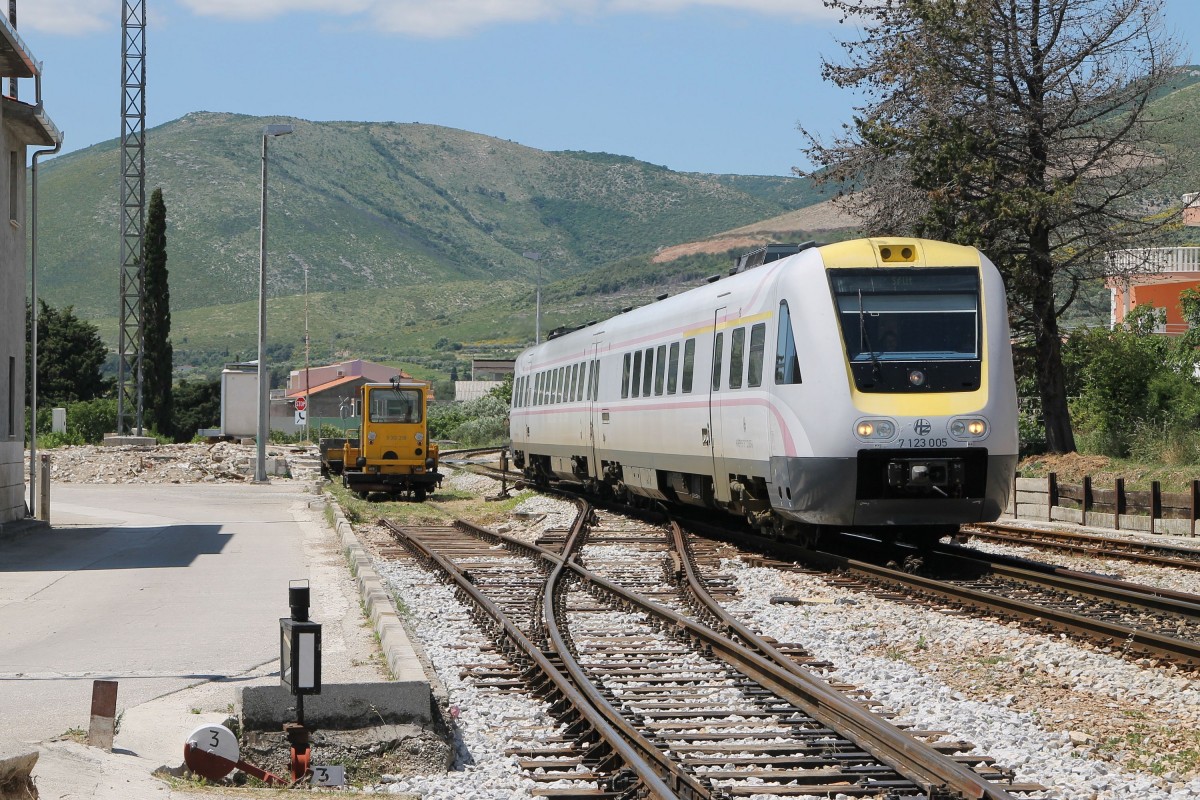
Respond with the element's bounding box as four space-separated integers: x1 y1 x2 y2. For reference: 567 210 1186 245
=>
900 438 948 448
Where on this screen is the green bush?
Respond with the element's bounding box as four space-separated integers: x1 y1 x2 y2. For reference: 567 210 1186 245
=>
1065 305 1200 461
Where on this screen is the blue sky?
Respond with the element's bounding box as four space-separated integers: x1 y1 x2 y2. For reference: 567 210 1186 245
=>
17 0 1200 177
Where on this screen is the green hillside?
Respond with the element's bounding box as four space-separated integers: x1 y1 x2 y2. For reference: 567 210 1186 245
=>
35 112 818 321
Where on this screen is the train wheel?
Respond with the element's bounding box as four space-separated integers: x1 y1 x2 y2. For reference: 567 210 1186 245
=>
414 486 427 502
357 490 369 500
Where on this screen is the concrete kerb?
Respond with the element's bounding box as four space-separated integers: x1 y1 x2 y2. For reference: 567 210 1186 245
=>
324 497 447 696
238 490 447 740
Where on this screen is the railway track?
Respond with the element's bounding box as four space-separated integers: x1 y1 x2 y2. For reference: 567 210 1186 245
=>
379 503 1039 799
709 527 1200 669
963 521 1200 571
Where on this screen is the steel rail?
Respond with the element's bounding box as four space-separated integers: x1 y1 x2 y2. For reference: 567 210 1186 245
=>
934 545 1200 616
447 516 1020 800
663 522 1021 800
965 523 1200 572
381 512 700 800
542 505 713 798
781 543 1200 666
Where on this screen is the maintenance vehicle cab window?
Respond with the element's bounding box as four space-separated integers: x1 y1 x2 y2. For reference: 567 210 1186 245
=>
369 388 423 423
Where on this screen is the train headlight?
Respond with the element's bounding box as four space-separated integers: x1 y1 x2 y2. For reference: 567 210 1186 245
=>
855 418 896 441
949 417 988 440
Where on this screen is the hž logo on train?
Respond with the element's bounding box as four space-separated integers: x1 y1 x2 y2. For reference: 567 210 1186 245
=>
905 418 945 448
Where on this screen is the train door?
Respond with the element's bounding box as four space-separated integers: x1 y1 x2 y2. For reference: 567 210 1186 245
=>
708 307 733 503
587 334 603 480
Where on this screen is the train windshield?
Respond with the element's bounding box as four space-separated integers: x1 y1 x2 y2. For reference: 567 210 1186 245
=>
369 388 423 423
830 268 980 362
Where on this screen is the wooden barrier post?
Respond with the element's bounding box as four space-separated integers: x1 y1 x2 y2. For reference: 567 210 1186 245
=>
87 679 118 751
1047 473 1058 522
1082 476 1092 527
1115 478 1126 531
1191 480 1199 537
1151 481 1162 535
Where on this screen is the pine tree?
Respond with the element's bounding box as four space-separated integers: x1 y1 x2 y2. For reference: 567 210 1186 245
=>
143 187 174 438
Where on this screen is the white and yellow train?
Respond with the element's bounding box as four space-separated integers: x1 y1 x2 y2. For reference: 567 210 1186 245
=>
509 238 1018 545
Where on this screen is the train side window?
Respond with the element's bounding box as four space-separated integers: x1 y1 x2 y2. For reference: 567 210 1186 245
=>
577 362 585 401
667 342 680 395
591 359 600 401
682 338 696 393
550 369 557 404
711 332 724 391
775 300 803 384
569 364 578 401
533 374 540 406
513 376 521 408
748 323 766 388
631 351 643 397
557 367 566 403
642 348 654 397
526 376 532 406
622 354 631 398
654 345 666 395
729 327 745 389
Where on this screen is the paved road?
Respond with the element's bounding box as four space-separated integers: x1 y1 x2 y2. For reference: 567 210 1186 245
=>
0 482 316 757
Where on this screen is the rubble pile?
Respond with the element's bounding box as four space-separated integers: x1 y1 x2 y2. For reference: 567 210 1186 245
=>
32 442 317 485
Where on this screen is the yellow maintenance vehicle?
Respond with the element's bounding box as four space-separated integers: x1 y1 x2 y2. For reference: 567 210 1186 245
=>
319 378 441 501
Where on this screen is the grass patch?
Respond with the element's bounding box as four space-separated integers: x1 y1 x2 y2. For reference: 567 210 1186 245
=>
1018 452 1200 493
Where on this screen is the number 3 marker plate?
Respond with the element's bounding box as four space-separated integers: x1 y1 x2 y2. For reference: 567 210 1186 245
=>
184 724 240 781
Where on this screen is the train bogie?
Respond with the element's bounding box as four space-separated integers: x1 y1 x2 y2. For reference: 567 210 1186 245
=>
510 238 1018 542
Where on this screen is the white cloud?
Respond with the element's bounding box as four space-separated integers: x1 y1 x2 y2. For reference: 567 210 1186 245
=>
369 0 836 36
181 0 834 37
22 0 113 35
21 0 836 38
178 0 372 22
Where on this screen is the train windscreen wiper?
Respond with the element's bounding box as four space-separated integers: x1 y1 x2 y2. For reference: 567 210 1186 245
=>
858 290 883 379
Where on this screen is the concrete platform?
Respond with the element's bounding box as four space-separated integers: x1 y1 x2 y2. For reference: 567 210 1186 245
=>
0 480 442 798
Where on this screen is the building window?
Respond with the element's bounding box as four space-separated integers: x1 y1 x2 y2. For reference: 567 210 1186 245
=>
7 356 14 438
9 152 18 223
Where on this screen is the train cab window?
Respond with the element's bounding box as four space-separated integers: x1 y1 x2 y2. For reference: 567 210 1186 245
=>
711 332 724 391
682 338 696 393
748 323 766 388
729 327 746 389
369 388 422 424
775 301 802 385
631 351 643 397
654 345 667 395
622 354 632 398
667 343 680 394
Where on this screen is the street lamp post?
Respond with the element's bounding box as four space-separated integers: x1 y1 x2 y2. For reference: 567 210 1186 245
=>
522 251 541 344
256 123 294 482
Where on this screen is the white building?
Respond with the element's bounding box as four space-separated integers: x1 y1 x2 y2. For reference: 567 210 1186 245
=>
0 19 60 526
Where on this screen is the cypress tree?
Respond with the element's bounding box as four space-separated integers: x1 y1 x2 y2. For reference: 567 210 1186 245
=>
143 187 174 438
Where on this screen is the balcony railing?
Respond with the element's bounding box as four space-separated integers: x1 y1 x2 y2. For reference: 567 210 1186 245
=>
1108 246 1200 275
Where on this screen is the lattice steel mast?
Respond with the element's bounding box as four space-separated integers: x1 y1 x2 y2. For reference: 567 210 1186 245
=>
117 0 146 435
